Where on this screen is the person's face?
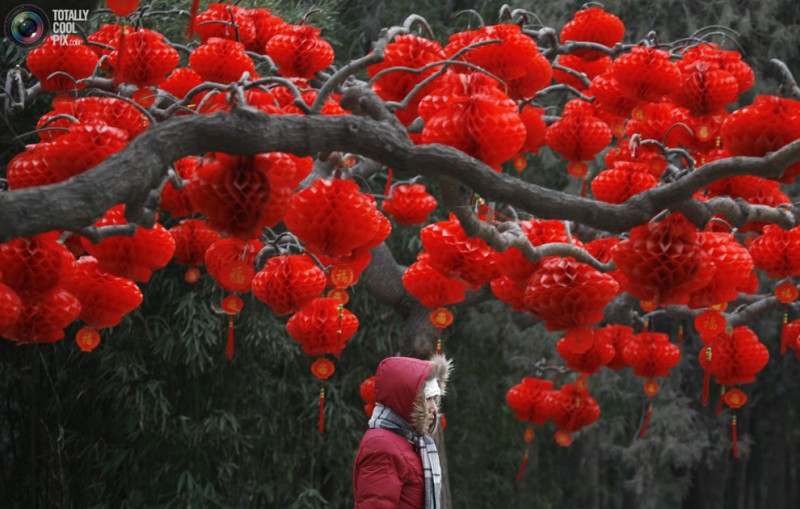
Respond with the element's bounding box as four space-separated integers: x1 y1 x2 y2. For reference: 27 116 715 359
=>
425 396 439 431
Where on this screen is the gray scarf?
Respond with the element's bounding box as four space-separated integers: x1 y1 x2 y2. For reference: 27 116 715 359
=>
369 403 442 509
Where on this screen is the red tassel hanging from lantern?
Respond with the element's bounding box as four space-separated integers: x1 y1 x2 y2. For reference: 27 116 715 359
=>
311 358 335 433
221 294 244 361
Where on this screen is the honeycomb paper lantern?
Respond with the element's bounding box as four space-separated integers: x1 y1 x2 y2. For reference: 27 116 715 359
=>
7 125 129 190
560 7 625 60
63 256 143 329
553 54 611 91
611 214 713 306
285 178 390 261
169 219 221 266
544 384 600 445
81 205 175 283
251 254 327 315
494 219 584 282
189 37 256 84
245 8 288 53
36 96 149 141
418 72 526 169
556 328 615 375
687 232 754 309
193 3 256 44
523 257 619 331
595 324 634 371
591 161 658 204
612 46 681 103
699 326 768 386
382 183 438 226
367 34 445 124
109 28 180 87
0 282 23 334
204 238 262 293
265 24 334 79
420 215 499 289
623 331 681 392
26 36 99 92
402 253 469 309
286 298 359 357
506 378 555 425
1 288 81 344
187 153 277 239
0 232 76 299
444 24 552 99
748 225 800 278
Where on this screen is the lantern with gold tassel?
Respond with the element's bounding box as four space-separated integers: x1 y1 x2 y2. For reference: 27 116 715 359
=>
287 298 359 432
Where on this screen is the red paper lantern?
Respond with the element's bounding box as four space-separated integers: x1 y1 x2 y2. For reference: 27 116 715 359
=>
545 384 600 445
313 249 372 289
266 24 334 79
429 308 454 329
402 253 469 309
420 215 499 289
382 184 438 226
7 125 129 189
545 99 612 172
781 319 800 358
159 67 205 102
193 3 256 44
26 36 98 92
2 288 81 344
87 24 132 62
776 282 799 304
284 179 391 261
595 324 634 371
679 43 754 94
367 34 445 125
687 232 754 309
557 328 615 375
494 219 584 282
109 29 180 87
612 46 681 102
36 97 149 141
0 282 22 335
694 310 728 342
490 276 528 312
360 376 377 417
625 101 693 149
560 7 625 60
523 257 619 331
160 157 200 218
721 95 800 183
518 104 548 156
169 219 221 266
506 378 555 425
748 225 800 278
63 256 143 329
76 326 102 352
81 205 175 283
0 232 76 299
311 358 335 380
187 152 278 239
589 72 639 118
591 162 658 204
245 8 287 53
204 238 262 293
611 214 713 306
286 298 359 357
444 24 552 99
672 59 740 116
699 326 769 386
189 38 255 84
622 331 681 393
418 72 526 169
106 0 139 17
251 255 327 315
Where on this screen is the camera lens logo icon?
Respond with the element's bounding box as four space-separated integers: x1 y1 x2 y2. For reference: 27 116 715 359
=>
5 5 50 48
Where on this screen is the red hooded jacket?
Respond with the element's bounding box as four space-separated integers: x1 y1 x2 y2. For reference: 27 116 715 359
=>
352 356 449 509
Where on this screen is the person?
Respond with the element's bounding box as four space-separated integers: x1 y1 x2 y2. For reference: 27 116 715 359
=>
353 355 452 509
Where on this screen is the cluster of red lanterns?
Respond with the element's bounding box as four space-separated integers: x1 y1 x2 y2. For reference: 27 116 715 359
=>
8 1 800 457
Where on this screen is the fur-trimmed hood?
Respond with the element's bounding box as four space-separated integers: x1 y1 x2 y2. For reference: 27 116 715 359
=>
374 355 452 435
